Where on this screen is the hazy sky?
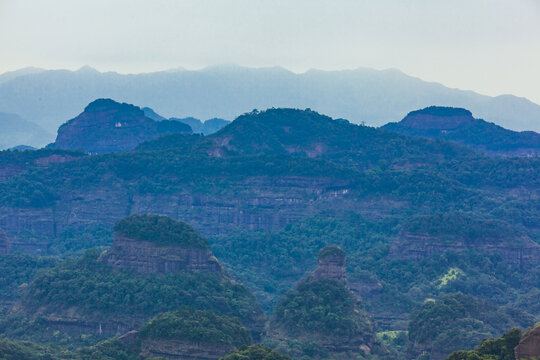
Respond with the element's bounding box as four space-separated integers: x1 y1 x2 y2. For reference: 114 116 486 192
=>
1 0 539 103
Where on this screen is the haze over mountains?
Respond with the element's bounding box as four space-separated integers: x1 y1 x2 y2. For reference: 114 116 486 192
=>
1 65 540 149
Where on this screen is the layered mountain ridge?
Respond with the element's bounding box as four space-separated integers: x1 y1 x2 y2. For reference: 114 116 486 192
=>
1 65 539 134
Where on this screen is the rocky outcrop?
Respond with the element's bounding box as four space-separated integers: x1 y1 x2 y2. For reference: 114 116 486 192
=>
99 215 222 274
100 234 222 274
388 231 540 265
515 325 540 359
117 330 237 360
52 99 192 153
269 246 386 359
309 245 347 284
139 338 234 360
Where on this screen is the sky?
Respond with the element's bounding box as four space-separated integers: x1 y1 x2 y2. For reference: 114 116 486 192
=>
1 0 539 103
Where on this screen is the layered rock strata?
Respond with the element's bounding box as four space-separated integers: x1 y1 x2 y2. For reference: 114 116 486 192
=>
309 245 347 284
388 231 540 265
515 325 540 360
100 234 222 274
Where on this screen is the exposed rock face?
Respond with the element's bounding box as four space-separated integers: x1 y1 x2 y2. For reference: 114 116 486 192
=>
515 325 540 359
0 228 10 254
118 330 236 360
389 231 540 265
100 234 222 274
52 99 192 153
309 245 347 284
140 338 234 360
0 176 389 254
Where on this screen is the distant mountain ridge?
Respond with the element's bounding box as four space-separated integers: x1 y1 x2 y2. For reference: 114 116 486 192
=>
142 106 230 135
0 112 51 150
1 65 539 140
383 106 540 157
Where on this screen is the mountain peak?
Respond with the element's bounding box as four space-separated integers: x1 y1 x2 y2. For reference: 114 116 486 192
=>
83 98 141 114
383 105 540 156
310 245 347 284
76 65 99 73
401 106 475 130
54 99 191 153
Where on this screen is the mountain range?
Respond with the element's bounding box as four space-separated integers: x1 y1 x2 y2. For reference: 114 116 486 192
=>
1 65 540 148
0 99 539 359
0 112 51 149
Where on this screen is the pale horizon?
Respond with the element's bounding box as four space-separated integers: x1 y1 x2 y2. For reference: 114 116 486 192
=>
1 0 539 103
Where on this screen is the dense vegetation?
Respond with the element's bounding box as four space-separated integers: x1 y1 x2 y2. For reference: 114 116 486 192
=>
220 345 291 360
211 211 540 324
114 214 208 248
20 249 263 331
402 212 526 243
272 278 372 338
446 328 522 360
0 338 73 360
408 294 532 359
0 337 141 360
0 107 538 358
0 148 84 167
47 224 113 255
0 254 57 301
140 306 252 347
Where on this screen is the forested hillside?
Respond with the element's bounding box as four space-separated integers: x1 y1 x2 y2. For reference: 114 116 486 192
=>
0 105 538 359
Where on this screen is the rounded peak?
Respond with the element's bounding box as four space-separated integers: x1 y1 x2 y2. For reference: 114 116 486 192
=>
113 214 208 248
140 306 252 347
83 98 143 114
319 245 346 261
407 106 472 118
76 65 99 73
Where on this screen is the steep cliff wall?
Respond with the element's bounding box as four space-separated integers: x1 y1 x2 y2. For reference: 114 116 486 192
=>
0 176 378 253
388 231 540 265
309 245 347 284
515 325 540 359
139 339 233 360
100 235 222 274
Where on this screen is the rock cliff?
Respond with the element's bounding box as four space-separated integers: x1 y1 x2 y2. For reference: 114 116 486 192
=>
389 231 540 265
309 245 347 284
52 99 192 153
100 215 222 274
0 175 373 254
515 325 540 359
100 234 222 274
269 246 386 359
139 338 234 360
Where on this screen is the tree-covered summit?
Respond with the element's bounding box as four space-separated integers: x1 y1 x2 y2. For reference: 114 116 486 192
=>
318 245 346 260
407 106 473 118
139 306 252 347
113 214 208 248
